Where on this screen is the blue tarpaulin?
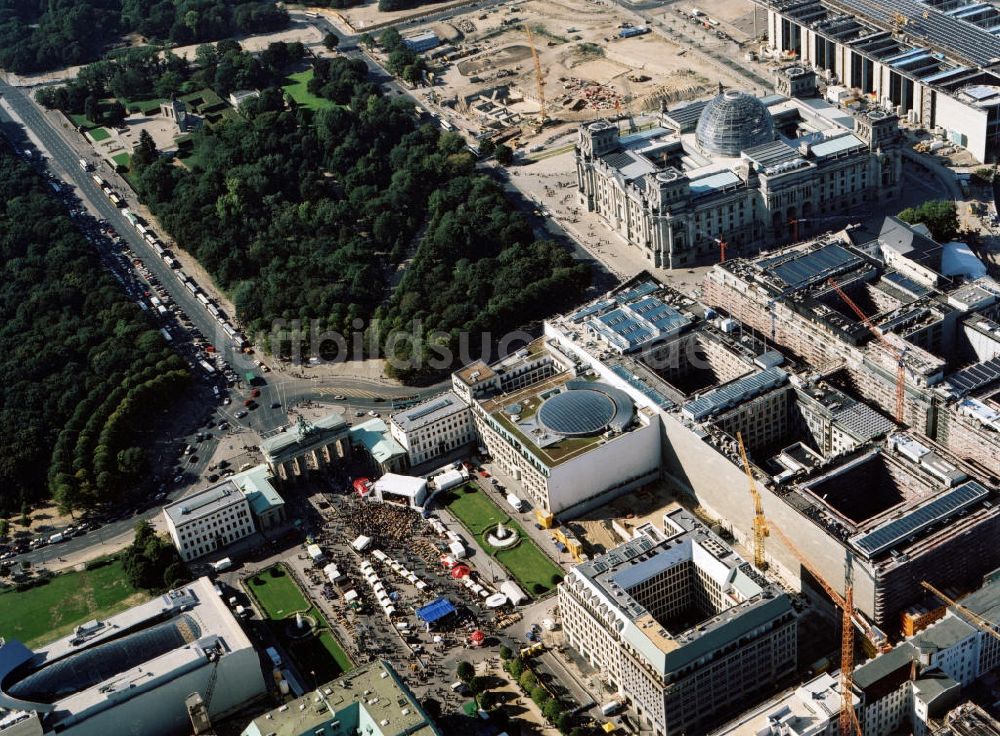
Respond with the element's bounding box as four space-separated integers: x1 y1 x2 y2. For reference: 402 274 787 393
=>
416 597 456 625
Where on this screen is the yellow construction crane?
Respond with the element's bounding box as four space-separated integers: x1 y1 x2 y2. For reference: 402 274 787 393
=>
524 25 546 128
922 581 1000 643
736 432 768 570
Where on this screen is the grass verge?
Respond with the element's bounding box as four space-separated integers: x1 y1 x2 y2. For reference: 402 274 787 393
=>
443 485 563 595
245 563 353 678
0 557 150 648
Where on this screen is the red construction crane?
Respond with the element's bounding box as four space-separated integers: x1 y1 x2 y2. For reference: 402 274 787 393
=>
716 237 728 263
827 277 907 424
771 524 887 736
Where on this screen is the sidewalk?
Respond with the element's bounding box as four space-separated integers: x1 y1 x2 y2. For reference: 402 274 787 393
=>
469 465 577 572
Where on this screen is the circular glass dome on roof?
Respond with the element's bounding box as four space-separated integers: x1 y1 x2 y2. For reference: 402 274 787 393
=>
538 388 617 437
695 90 774 157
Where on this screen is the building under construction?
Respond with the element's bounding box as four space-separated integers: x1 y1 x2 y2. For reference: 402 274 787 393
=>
544 272 1000 629
701 216 1000 483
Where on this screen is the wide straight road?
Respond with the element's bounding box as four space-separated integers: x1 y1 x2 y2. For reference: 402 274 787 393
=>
0 79 237 367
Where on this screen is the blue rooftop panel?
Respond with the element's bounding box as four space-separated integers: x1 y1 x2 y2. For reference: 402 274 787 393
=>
810 134 865 158
760 243 863 290
683 367 788 421
689 171 742 198
851 481 989 558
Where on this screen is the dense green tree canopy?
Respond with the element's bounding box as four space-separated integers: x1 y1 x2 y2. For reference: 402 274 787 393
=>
897 199 959 243
0 0 288 74
115 57 589 380
0 146 189 515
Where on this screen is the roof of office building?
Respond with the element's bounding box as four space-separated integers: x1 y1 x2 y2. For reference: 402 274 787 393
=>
0 578 250 716
230 464 284 517
708 672 850 736
955 568 1000 624
586 294 690 353
241 660 440 736
351 418 407 464
163 479 247 525
683 367 788 421
567 506 791 675
391 391 468 433
850 480 989 558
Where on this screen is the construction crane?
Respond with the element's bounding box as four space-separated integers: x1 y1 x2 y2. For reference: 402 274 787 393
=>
736 431 768 570
769 526 864 735
770 526 891 655
715 237 728 263
826 277 907 424
524 26 546 129
921 581 1000 643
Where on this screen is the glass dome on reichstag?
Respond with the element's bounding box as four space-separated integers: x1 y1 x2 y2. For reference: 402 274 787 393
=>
695 90 775 157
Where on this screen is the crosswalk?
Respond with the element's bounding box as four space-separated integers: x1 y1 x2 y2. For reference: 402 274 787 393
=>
313 387 386 399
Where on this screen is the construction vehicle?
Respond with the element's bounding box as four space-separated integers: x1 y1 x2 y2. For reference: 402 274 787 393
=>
736 432 768 570
827 277 907 424
921 581 1000 643
524 26 546 130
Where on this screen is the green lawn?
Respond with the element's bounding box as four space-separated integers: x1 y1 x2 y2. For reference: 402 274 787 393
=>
447 485 507 534
112 152 131 168
282 70 336 111
0 558 150 648
246 565 310 619
89 127 111 142
245 564 353 677
69 113 97 130
444 485 564 595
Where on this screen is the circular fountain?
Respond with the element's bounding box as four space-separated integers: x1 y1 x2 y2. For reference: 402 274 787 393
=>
486 521 520 549
284 611 316 640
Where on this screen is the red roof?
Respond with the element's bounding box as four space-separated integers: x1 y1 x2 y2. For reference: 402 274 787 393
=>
450 564 471 579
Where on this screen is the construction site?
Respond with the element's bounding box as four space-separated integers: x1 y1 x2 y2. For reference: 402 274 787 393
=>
540 265 1000 638
396 0 765 147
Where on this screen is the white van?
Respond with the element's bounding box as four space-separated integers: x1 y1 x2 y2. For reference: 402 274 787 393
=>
506 493 526 512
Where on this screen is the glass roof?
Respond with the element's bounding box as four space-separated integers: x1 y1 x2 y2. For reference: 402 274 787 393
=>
538 389 616 437
8 614 202 702
695 90 775 157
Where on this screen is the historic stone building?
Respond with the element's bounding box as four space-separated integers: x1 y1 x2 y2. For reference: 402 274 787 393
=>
575 76 902 268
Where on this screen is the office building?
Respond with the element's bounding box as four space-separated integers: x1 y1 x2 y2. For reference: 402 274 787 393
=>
575 79 901 268
543 272 1000 629
389 391 476 468
240 660 440 736
701 219 1000 482
558 506 797 736
0 577 266 736
453 334 661 519
709 671 855 736
163 480 256 562
763 0 1000 161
